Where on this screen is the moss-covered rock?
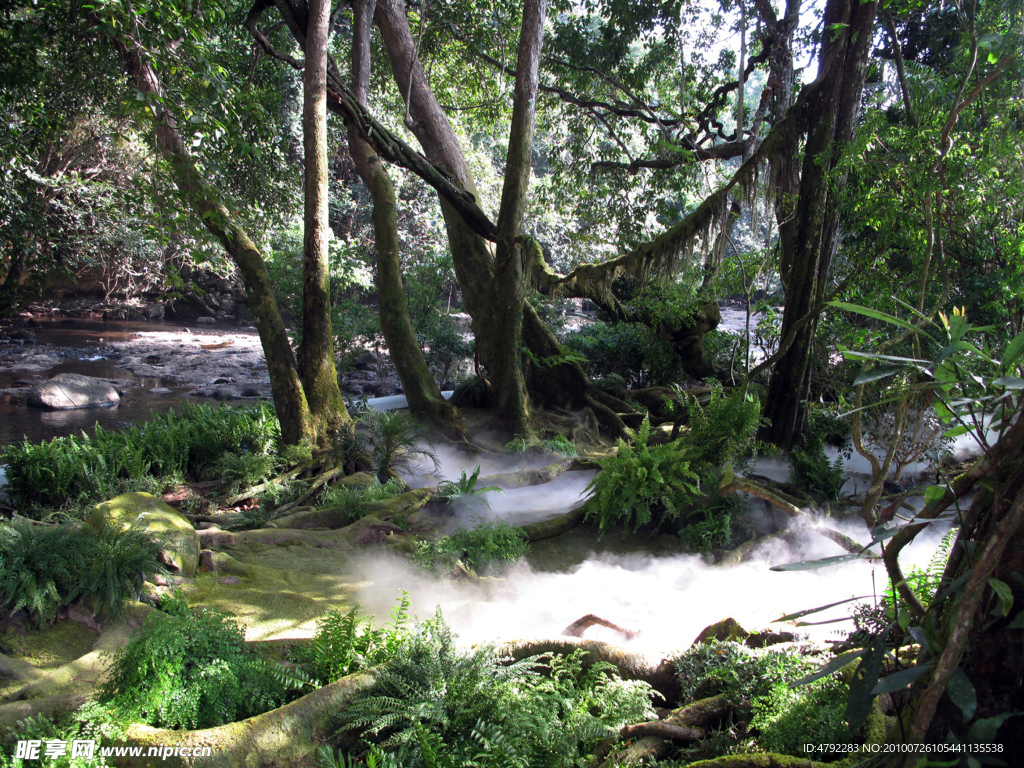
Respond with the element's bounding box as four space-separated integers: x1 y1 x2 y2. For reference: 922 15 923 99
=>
90 492 200 577
692 617 748 646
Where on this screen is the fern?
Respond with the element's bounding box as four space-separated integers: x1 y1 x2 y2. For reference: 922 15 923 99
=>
584 417 701 535
338 612 655 768
790 435 845 501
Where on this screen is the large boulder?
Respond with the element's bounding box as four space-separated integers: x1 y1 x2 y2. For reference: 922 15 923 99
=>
89 492 200 577
27 374 120 410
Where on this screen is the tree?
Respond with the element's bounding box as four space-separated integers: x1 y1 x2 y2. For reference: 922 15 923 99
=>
88 0 351 447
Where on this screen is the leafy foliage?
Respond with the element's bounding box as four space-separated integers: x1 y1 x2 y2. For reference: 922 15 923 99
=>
355 408 439 482
790 435 845 501
584 417 700 535
298 592 413 684
543 434 579 458
0 404 280 512
436 466 504 513
317 477 406 522
339 611 655 768
683 383 765 471
412 521 529 576
98 597 300 730
0 519 163 627
560 321 683 388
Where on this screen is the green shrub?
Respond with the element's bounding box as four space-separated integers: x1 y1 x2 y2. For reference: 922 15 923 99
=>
1 404 280 512
677 493 742 553
0 703 119 768
98 597 300 730
0 520 163 628
790 435 845 501
673 640 815 703
584 418 700 535
751 677 849 759
683 383 764 471
339 610 655 768
412 521 529 575
561 321 683 387
543 434 578 458
355 409 438 482
317 477 406 522
211 452 280 495
420 314 473 385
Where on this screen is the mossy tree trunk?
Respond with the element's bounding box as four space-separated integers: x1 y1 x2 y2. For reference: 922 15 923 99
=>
108 26 315 447
348 0 467 439
759 0 878 449
299 0 349 441
490 0 547 436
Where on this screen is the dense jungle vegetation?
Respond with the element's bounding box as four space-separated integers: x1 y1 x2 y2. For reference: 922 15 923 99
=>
1 0 1023 764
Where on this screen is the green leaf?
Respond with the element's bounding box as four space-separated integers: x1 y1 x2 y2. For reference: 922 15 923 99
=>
846 626 891 733
792 649 865 687
1008 611 1024 630
770 554 865 571
987 578 1013 616
992 375 1024 390
967 712 1020 743
871 663 931 694
1000 333 1024 367
923 485 949 504
829 301 937 342
774 596 873 622
943 425 970 438
853 364 908 386
946 667 977 722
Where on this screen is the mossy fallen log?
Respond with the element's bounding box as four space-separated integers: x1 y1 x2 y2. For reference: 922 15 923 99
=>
114 671 375 768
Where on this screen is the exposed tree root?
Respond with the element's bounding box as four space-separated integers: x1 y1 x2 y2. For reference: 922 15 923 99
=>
5 605 152 703
518 506 585 541
0 693 90 731
114 671 376 767
475 459 575 489
682 756 817 768
719 469 869 556
562 614 639 641
274 464 348 513
223 464 308 507
593 695 734 767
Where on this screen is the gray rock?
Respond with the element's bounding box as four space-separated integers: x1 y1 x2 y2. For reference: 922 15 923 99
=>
196 316 216 325
27 373 120 410
9 329 35 343
143 303 166 320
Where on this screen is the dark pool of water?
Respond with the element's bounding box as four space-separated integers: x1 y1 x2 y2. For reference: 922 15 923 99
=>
0 319 235 449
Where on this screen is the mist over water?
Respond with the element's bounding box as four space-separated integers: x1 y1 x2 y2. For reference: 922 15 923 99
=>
352 476 951 660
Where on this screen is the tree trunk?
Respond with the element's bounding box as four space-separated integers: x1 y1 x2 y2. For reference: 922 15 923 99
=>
300 0 349 441
490 0 547 435
107 27 314 446
348 0 467 439
759 0 878 449
900 417 1024 757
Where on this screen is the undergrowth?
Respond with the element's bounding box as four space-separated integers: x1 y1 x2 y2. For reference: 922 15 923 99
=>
336 609 655 768
1 404 280 513
412 520 529 575
0 519 164 627
98 596 304 730
317 478 406 522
